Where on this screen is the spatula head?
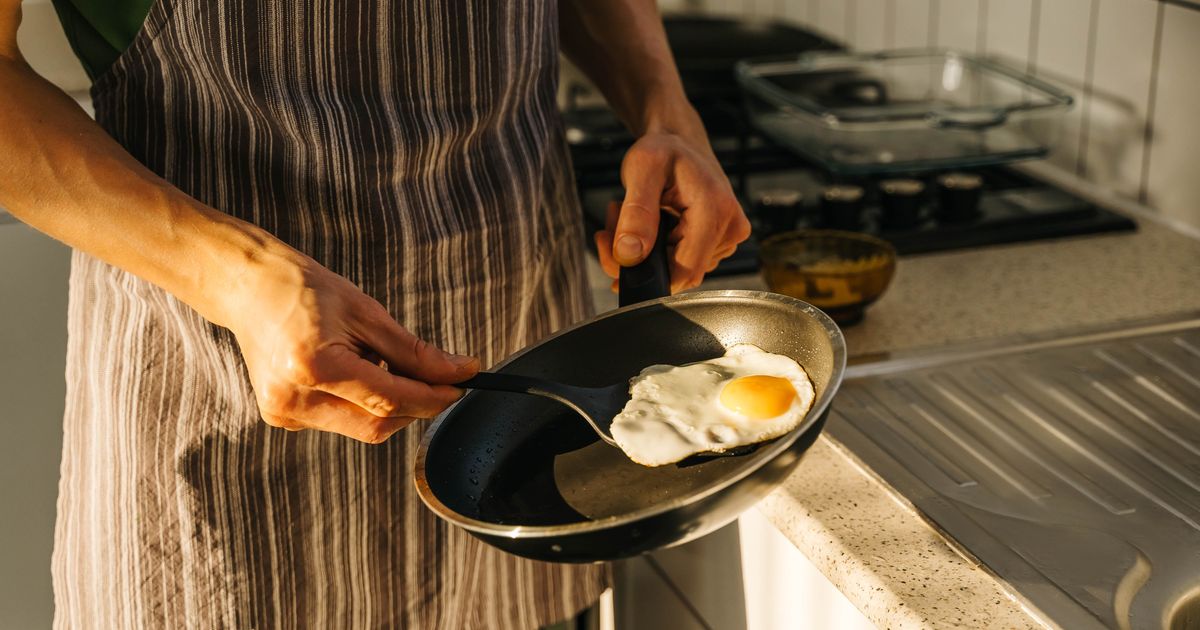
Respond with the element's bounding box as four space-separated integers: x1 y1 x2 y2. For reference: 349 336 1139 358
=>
565 382 630 446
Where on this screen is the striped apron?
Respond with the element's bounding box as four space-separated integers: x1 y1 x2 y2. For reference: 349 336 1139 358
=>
51 1 608 627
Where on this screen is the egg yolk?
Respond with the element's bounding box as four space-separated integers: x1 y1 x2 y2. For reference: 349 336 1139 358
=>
719 375 797 420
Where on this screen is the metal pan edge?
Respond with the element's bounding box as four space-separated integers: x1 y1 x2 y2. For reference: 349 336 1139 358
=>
413 289 847 540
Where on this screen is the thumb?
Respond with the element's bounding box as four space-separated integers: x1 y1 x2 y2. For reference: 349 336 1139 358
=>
410 342 480 385
356 309 479 385
614 202 662 267
616 154 668 267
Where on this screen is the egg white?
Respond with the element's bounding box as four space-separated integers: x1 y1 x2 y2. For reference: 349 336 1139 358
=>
610 344 815 467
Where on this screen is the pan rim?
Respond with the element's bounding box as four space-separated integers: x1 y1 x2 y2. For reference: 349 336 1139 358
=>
413 289 847 539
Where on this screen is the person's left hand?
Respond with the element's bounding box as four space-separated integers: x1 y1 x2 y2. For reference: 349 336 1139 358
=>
594 126 750 293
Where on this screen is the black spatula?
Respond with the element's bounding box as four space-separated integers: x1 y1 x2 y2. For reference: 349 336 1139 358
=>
457 372 627 446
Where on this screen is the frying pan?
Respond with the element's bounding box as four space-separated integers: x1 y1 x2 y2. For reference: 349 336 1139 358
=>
414 227 847 563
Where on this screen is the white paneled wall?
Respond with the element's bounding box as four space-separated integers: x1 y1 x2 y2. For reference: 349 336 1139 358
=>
677 0 1200 229
1034 0 1094 171
891 0 934 47
935 0 983 53
854 0 890 50
986 0 1035 67
1145 4 1200 226
1085 0 1158 198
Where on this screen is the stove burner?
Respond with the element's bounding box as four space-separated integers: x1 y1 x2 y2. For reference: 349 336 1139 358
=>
935 172 985 224
878 178 925 230
820 184 866 231
752 189 804 239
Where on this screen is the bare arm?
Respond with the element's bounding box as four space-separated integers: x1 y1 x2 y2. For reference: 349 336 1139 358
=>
560 0 750 291
0 2 476 443
0 3 271 326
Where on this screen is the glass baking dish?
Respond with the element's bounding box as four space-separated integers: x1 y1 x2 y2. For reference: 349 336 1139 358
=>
735 49 1074 175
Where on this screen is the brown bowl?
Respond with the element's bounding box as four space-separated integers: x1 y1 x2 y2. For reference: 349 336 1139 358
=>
759 230 897 325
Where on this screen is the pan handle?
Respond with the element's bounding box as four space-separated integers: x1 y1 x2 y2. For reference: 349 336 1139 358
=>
618 211 676 307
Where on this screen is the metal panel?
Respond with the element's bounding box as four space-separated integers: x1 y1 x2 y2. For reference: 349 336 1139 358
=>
830 315 1200 629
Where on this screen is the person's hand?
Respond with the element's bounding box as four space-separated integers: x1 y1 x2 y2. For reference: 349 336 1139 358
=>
221 253 479 443
594 125 750 293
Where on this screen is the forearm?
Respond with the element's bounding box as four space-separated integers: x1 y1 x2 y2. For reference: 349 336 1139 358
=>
0 54 301 328
559 0 704 142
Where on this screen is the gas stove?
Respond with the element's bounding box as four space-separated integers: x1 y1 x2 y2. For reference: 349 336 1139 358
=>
566 105 1137 277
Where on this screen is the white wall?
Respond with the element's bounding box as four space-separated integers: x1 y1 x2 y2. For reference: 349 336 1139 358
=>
670 0 1200 230
15 0 89 92
0 6 86 628
0 225 71 629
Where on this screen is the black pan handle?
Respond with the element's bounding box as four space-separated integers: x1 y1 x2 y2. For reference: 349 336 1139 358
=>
618 212 676 307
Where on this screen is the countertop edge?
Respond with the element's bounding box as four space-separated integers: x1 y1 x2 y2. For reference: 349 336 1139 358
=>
757 436 1055 630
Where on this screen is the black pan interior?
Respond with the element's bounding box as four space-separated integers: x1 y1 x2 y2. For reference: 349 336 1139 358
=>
421 294 838 527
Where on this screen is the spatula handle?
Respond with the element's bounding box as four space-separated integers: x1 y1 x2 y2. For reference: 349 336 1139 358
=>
457 372 620 446
457 371 576 401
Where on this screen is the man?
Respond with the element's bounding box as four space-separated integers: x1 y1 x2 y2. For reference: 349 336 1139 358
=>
0 0 748 627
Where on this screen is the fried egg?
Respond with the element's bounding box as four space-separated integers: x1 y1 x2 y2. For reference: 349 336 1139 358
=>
610 344 815 467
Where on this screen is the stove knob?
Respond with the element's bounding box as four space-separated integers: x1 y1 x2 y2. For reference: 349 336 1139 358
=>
753 189 804 238
879 178 926 230
935 172 984 223
820 184 865 231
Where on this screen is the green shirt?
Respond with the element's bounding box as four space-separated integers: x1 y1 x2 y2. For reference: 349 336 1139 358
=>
51 0 154 80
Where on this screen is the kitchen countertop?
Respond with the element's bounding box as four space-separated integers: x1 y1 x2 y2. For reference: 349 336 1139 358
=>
695 219 1200 361
586 187 1200 629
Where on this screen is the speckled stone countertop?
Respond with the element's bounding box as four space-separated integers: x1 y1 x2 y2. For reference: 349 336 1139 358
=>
586 195 1200 629
696 219 1200 361
757 437 1050 629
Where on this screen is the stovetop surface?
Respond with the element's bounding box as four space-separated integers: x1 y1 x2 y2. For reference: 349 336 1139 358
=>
567 107 1137 275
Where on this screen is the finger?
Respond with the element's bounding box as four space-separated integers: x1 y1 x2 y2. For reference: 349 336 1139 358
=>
291 390 417 444
728 207 752 246
616 152 669 266
261 410 303 431
706 243 738 273
352 303 479 384
712 242 738 261
670 205 723 292
311 345 466 418
594 230 619 279
605 199 620 233
594 201 621 278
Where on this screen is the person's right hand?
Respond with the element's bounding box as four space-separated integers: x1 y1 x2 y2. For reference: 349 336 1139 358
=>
220 252 479 444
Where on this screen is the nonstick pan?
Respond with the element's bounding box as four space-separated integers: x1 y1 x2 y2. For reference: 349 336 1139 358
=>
414 230 846 563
